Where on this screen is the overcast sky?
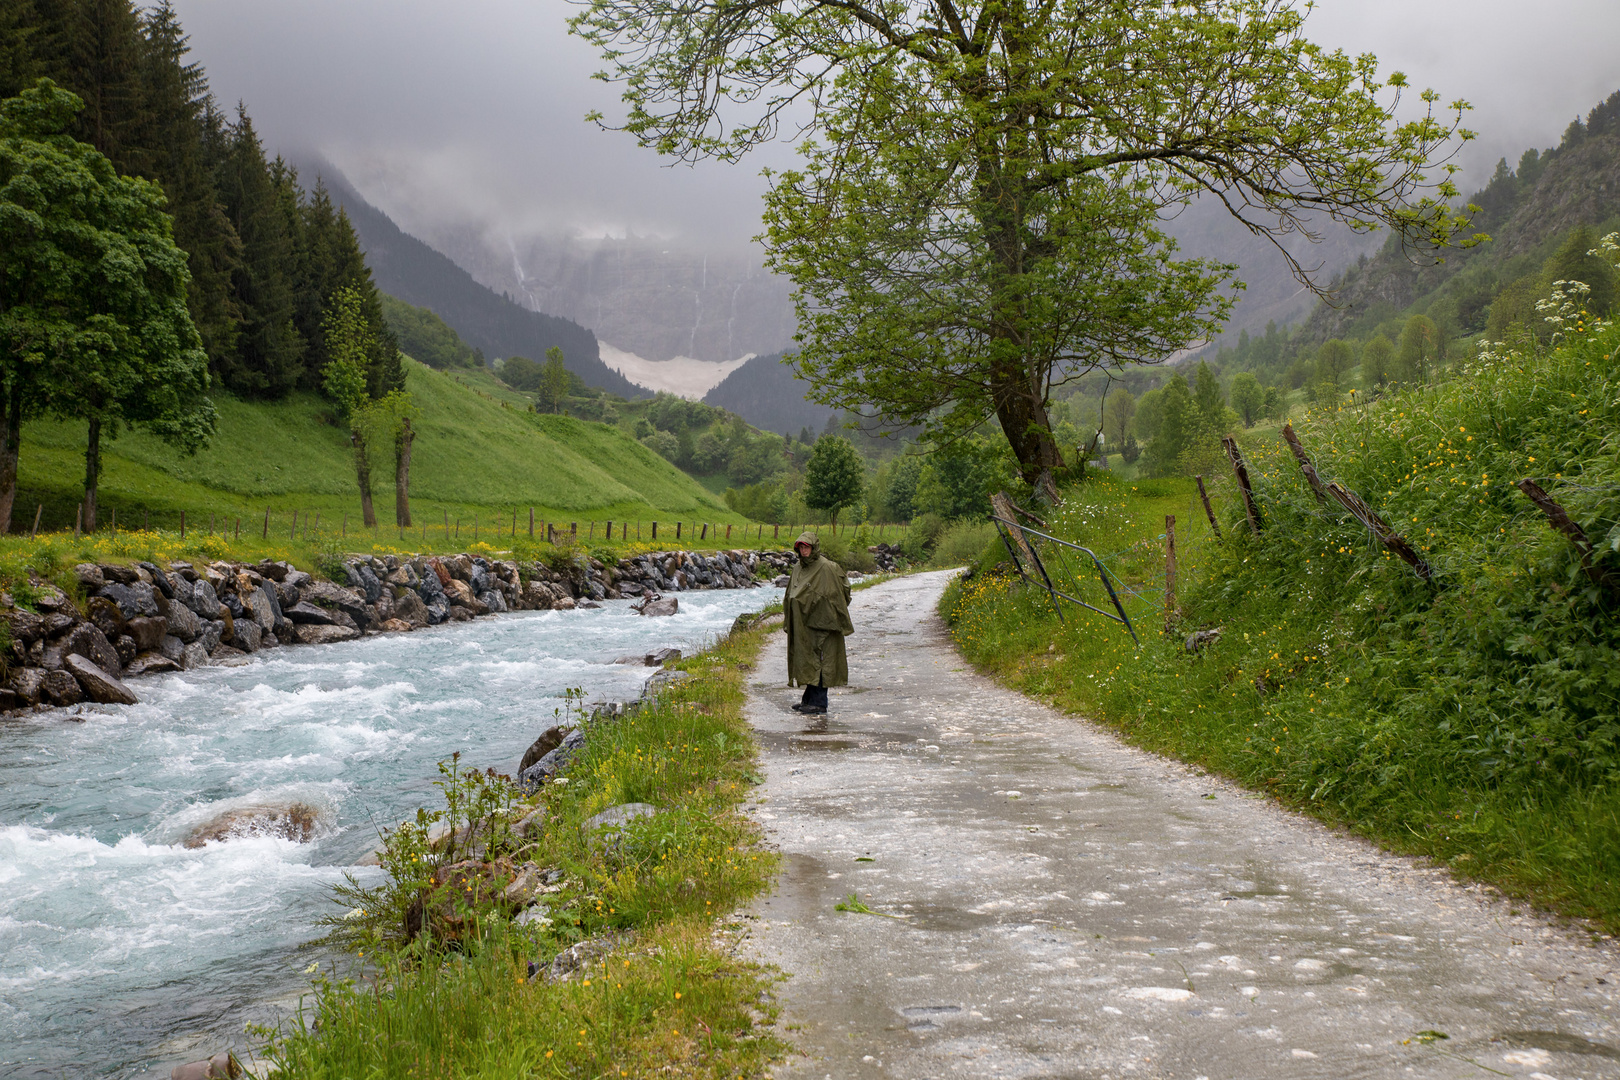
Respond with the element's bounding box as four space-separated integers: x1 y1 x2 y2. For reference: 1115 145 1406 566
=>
169 0 1620 249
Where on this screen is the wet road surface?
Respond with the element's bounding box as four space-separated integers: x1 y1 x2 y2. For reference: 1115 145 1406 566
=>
738 571 1620 1080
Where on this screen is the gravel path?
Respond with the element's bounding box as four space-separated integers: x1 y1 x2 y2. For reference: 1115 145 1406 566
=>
738 570 1620 1080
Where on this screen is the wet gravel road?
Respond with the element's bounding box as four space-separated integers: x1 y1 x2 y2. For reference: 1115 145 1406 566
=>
738 571 1620 1080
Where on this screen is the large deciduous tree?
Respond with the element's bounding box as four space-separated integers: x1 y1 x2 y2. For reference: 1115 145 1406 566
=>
0 78 214 532
802 434 864 527
572 0 1476 498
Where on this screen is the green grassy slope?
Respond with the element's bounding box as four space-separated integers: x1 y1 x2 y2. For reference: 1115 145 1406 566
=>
17 358 740 534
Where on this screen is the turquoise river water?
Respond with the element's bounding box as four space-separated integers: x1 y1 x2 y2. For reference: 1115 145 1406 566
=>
0 589 779 1078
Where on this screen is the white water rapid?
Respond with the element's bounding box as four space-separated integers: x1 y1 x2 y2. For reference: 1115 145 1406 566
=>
0 590 778 1078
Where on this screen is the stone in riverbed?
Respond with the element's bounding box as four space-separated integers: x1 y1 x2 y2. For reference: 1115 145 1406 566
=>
168 1051 241 1080
180 642 211 670
293 623 361 645
552 595 576 611
184 803 319 847
636 595 678 617
65 654 139 705
126 652 182 677
377 617 414 633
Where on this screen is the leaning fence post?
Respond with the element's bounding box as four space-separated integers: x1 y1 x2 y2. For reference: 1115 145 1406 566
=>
1195 476 1222 539
30 504 41 538
1221 436 1262 533
1326 481 1434 581
262 508 269 539
1281 423 1329 505
1517 478 1612 588
1164 515 1178 631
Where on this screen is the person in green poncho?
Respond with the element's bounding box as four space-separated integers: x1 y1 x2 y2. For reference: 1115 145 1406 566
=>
784 531 853 714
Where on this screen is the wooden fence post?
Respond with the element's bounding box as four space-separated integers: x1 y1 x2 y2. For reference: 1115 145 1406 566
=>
30 504 41 538
1281 423 1329 505
342 512 347 538
1518 478 1613 587
652 521 658 540
607 520 613 541
1164 515 1178 631
571 522 577 539
235 518 240 541
700 523 708 541
262 508 269 539
1221 436 1262 534
1195 476 1221 539
179 509 185 538
676 522 682 540
1326 481 1433 581
529 508 535 538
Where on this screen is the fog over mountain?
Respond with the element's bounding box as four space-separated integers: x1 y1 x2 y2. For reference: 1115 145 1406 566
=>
169 0 1620 387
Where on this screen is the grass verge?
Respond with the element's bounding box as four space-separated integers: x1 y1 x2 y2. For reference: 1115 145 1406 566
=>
252 621 787 1078
942 319 1620 933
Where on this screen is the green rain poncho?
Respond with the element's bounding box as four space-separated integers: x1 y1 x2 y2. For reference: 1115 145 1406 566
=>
784 531 854 687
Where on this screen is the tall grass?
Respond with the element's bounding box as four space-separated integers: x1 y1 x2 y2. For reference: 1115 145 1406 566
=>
944 319 1620 929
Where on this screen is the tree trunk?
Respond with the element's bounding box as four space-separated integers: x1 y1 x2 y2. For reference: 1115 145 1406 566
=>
0 379 20 534
83 416 102 533
395 418 414 527
351 428 376 527
990 366 1065 503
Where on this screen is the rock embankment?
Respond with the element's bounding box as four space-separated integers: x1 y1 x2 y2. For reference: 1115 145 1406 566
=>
2 548 797 714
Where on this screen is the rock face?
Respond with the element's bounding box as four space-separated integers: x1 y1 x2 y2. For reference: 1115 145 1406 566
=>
64 654 139 705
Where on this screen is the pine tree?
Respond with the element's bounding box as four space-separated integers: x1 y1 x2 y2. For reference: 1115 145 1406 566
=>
64 0 147 172
215 106 302 395
136 2 240 364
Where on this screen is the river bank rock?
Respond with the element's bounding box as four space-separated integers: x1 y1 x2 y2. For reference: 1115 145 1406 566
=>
1 545 798 718
64 655 139 705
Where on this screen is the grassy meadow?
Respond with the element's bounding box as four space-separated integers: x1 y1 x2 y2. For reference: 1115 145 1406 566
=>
944 320 1620 931
15 358 743 540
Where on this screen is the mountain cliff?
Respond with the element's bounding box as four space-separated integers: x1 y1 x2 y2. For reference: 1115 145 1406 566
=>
298 160 647 398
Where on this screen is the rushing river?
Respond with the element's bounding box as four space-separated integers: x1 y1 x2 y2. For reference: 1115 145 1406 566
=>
0 589 780 1078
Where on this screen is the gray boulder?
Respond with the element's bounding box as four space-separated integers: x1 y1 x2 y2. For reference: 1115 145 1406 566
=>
284 601 335 625
9 666 44 705
199 620 225 653
100 581 160 620
392 590 430 626
165 600 203 643
302 581 372 628
138 562 173 598
184 578 221 619
476 589 506 613
124 615 167 652
293 624 360 645
519 725 570 775
636 595 678 617
345 561 383 603
641 669 691 700
73 563 106 589
159 634 186 662
519 728 587 793
40 668 83 706
229 619 262 653
65 654 139 705
51 624 122 676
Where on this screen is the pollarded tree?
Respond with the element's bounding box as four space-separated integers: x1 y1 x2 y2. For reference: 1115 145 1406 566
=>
802 434 864 527
572 0 1477 499
0 79 215 532
323 285 381 527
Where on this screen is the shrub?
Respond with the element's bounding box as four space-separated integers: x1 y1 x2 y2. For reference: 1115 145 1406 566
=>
931 520 998 567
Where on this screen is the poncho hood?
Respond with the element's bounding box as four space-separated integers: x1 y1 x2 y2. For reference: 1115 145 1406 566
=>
794 531 820 563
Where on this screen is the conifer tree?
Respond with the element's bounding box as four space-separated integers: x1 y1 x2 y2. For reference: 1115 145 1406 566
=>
216 106 302 395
